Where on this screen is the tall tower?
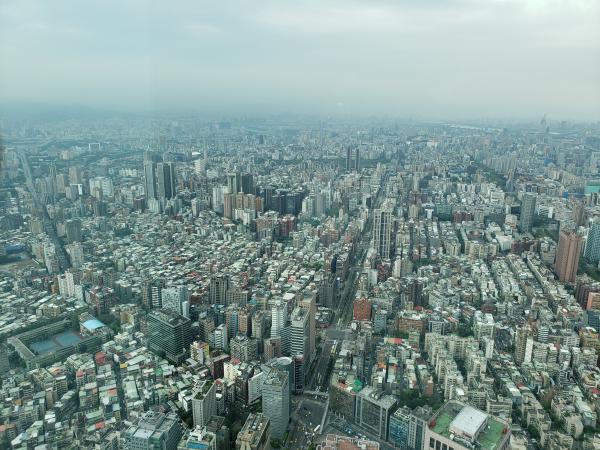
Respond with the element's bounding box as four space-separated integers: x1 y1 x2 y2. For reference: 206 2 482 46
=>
144 160 157 200
584 221 600 263
346 146 352 172
373 200 394 259
261 368 290 440
192 379 216 428
209 274 230 305
271 301 287 339
157 162 176 200
554 229 583 282
519 193 536 233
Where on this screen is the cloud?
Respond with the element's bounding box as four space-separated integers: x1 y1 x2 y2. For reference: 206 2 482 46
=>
0 0 598 119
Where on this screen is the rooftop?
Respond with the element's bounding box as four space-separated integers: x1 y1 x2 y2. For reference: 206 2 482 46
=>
431 402 508 450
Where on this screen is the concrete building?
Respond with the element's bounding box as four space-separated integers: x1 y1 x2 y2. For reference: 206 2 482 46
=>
519 193 536 233
236 413 270 450
270 301 286 339
178 426 216 450
514 325 533 366
355 386 397 439
584 221 600 263
230 335 258 363
554 229 583 282
424 401 510 450
147 308 192 365
373 201 394 259
123 411 182 450
261 368 290 440
192 380 216 428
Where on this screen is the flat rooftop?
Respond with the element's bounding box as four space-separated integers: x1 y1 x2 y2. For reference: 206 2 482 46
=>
431 402 507 450
29 330 84 355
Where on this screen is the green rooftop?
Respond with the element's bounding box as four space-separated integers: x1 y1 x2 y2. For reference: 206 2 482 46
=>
431 402 508 450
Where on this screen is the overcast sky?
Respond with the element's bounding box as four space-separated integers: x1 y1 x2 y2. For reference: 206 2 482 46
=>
1 0 599 120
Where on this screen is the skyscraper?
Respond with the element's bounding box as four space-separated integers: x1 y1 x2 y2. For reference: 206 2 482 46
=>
373 200 394 259
271 300 286 339
345 146 360 172
289 307 309 358
209 274 230 305
261 368 290 440
346 146 352 172
554 229 583 282
584 221 600 264
144 160 157 201
157 162 176 200
227 172 241 194
298 291 316 365
147 309 192 364
519 193 536 233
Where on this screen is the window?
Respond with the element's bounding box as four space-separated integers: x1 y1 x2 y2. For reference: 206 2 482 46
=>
436 441 441 450
430 438 435 448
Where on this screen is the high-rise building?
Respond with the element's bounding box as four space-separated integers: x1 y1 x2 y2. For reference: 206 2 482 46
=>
514 325 533 366
156 162 176 200
373 200 394 259
271 301 286 339
288 307 310 392
388 407 411 449
261 368 290 440
192 380 217 428
236 413 270 450
147 309 192 364
355 386 397 439
227 172 241 194
554 229 584 282
298 291 316 364
289 307 309 358
210 274 230 305
143 278 165 309
346 146 352 172
264 337 282 360
519 193 536 233
344 146 360 173
144 160 157 201
230 335 258 363
251 311 266 340
213 323 228 350
162 285 190 318
123 411 183 450
241 173 254 195
65 219 82 243
584 221 600 263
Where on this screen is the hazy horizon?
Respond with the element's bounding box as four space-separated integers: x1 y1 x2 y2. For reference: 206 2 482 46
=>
1 0 599 121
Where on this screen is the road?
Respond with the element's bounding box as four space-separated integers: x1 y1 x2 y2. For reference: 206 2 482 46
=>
18 150 71 271
289 170 391 448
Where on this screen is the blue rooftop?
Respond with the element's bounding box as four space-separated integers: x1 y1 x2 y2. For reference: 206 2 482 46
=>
82 319 106 331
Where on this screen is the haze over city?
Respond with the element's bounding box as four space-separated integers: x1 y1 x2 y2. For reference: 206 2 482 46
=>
1 0 599 119
2 2 600 450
